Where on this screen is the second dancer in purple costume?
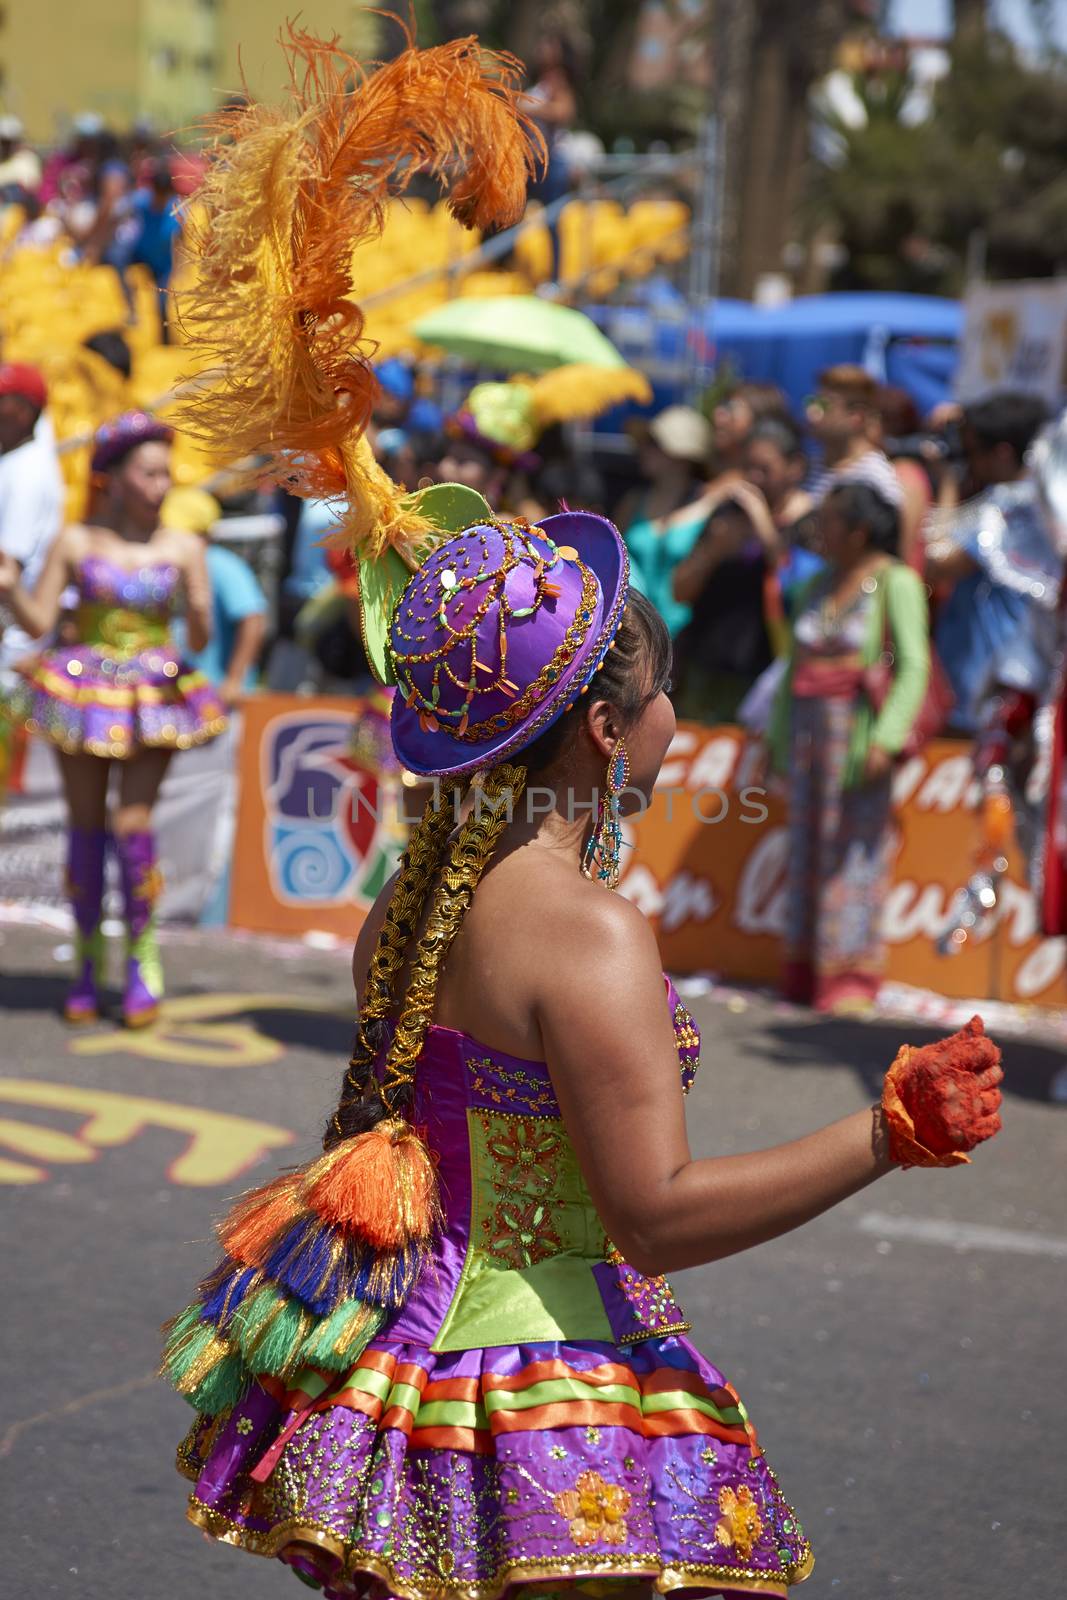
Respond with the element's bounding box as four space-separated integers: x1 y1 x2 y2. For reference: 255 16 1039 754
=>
0 411 226 1026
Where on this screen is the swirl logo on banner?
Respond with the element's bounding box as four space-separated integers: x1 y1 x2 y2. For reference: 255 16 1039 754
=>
262 711 399 908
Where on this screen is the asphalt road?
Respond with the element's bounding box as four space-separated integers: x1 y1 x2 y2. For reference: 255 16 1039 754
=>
1 921 1064 1599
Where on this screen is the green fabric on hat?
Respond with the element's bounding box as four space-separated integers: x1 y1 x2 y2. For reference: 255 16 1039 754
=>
357 483 493 685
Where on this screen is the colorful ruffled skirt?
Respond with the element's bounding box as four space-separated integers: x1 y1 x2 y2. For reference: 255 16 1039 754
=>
177 1336 813 1599
16 642 227 758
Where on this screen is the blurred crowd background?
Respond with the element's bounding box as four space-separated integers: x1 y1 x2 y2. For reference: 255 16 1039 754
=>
3 0 1067 1010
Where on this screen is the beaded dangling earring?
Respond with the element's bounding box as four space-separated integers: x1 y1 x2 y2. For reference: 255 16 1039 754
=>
581 738 631 890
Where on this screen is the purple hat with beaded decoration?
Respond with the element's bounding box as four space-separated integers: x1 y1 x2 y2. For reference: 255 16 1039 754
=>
91 410 174 475
389 512 629 777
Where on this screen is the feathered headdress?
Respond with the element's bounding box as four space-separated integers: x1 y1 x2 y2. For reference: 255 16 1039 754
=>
174 24 544 671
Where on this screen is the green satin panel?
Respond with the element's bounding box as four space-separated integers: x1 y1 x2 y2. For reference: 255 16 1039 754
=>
75 601 169 655
482 1378 639 1415
411 1398 490 1429
642 1390 744 1426
432 1108 614 1352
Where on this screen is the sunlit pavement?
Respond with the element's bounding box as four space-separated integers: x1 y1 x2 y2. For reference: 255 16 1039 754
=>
2 921 1063 1599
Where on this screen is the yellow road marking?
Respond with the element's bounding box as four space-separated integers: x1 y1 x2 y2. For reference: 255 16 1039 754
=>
0 1081 294 1186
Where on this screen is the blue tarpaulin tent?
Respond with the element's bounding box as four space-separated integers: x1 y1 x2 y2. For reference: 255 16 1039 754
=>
588 291 963 422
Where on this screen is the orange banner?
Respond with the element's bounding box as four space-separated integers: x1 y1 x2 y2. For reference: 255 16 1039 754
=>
624 723 1067 1007
230 700 1067 1007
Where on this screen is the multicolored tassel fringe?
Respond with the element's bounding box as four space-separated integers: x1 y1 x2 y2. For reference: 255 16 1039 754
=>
161 1119 439 1413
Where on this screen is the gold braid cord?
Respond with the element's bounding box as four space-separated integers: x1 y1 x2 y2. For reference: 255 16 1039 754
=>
328 784 464 1146
380 764 528 1111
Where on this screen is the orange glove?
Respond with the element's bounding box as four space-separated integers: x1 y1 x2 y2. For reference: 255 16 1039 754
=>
882 1016 1003 1168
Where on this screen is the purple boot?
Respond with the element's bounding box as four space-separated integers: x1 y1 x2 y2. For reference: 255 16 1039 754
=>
114 829 164 1028
64 827 108 1023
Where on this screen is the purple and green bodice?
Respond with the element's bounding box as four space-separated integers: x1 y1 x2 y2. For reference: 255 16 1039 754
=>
15 556 226 757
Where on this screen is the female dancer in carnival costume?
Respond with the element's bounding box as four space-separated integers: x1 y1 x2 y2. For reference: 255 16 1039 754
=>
0 412 226 1025
159 29 1004 1599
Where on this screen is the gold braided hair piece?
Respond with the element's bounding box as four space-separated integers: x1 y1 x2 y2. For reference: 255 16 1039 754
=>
380 763 528 1109
327 781 465 1147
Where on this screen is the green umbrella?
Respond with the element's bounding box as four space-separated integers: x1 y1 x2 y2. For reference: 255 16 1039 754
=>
413 296 630 373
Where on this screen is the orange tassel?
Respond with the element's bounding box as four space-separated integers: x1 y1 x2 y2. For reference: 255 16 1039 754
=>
303 1119 440 1249
218 1172 305 1266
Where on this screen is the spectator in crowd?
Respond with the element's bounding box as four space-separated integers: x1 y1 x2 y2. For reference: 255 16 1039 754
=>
806 365 904 508
44 124 132 269
709 379 791 480
926 391 1054 733
39 112 104 204
83 328 133 383
671 416 821 722
0 116 42 200
619 405 715 637
766 483 930 1014
128 158 183 326
372 359 415 430
163 487 267 706
434 398 518 510
283 499 338 609
872 384 934 571
0 364 65 799
523 32 579 274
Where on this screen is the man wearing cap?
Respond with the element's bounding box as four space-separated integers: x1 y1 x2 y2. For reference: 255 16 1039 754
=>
0 117 41 199
0 363 64 797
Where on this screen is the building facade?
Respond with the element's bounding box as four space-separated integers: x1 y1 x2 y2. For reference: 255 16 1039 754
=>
1 1 378 143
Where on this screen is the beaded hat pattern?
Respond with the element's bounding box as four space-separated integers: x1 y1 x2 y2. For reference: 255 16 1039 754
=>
389 510 629 777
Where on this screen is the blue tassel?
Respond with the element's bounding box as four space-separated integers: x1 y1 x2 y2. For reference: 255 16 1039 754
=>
200 1263 260 1326
358 1242 422 1308
263 1216 368 1317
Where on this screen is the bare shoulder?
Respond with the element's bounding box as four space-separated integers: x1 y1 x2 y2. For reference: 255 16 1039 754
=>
160 527 205 564
58 523 89 555
556 872 657 955
480 853 660 980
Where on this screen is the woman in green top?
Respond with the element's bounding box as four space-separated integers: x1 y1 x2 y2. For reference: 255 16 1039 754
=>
766 482 930 1014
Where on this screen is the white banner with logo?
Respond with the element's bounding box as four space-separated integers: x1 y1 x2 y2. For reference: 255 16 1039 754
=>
0 725 236 924
956 280 1067 406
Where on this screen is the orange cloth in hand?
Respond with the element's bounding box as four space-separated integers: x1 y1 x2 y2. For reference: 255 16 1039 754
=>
882 1015 1004 1169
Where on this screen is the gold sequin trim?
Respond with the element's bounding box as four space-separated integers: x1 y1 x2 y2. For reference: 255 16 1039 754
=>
617 1320 693 1346
186 1495 814 1595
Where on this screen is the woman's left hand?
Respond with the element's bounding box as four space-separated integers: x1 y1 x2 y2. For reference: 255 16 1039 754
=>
864 744 893 784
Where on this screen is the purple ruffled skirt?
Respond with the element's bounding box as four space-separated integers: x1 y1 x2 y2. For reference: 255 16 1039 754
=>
177 1335 812 1599
16 643 227 758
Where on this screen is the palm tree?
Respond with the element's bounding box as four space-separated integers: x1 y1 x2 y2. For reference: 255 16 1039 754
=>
954 0 987 35
715 0 859 296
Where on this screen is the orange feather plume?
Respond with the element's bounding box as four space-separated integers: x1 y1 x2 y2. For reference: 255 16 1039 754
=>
174 23 544 561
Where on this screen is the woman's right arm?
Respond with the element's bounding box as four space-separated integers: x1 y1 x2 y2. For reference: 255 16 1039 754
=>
538 896 969 1277
0 528 75 638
